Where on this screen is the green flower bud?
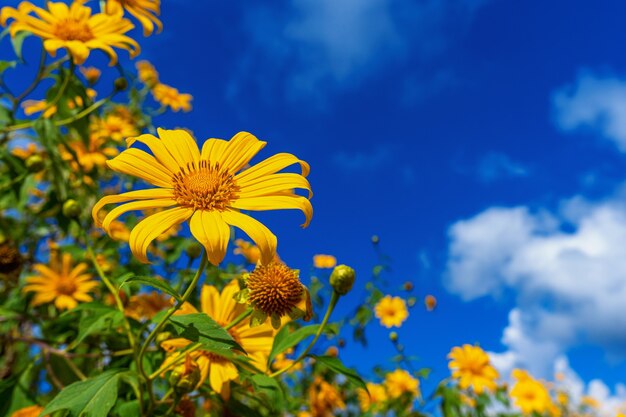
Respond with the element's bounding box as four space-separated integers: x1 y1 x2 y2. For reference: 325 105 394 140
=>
371 235 380 244
169 358 201 395
329 264 355 296
114 77 128 91
185 242 203 260
389 331 398 342
62 199 81 218
25 155 45 173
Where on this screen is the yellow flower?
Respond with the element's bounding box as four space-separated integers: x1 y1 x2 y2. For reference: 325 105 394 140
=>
313 254 336 269
80 66 101 84
309 377 346 417
106 0 162 36
581 396 600 409
11 142 40 159
23 252 98 311
136 60 159 86
125 291 170 320
271 348 301 371
161 281 274 396
21 99 57 118
93 129 313 265
62 136 119 173
91 114 138 142
357 382 387 412
374 295 409 328
243 261 306 327
233 238 261 264
384 369 420 399
460 393 476 408
448 344 499 394
510 369 553 415
10 405 45 417
151 83 192 112
0 1 139 65
557 391 568 406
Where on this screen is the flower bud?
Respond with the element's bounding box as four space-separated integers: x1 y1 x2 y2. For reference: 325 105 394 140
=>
325 346 339 357
389 331 398 342
25 155 45 173
185 242 203 260
169 356 201 395
329 265 355 295
114 77 128 92
402 281 413 292
425 295 437 311
338 338 346 348
407 297 417 307
62 199 81 218
371 235 380 244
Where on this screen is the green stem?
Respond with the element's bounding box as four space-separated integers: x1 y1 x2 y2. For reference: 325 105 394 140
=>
269 291 340 378
224 308 252 330
54 97 107 127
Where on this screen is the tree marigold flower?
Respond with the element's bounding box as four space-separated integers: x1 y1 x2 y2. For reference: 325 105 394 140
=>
161 281 275 396
0 1 139 65
384 369 419 399
309 377 345 417
106 0 162 37
313 254 336 268
510 369 554 415
136 60 159 86
151 83 192 112
10 405 45 417
91 114 138 142
92 129 313 265
23 252 98 311
425 294 437 311
357 382 387 413
447 344 499 394
233 238 262 264
374 295 408 328
80 66 101 84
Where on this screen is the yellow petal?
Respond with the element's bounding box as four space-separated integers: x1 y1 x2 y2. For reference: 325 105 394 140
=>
218 132 266 174
126 133 182 174
220 210 277 265
230 195 312 227
157 128 200 166
200 138 228 163
200 284 220 318
107 148 174 187
128 207 192 263
188 210 230 266
235 153 310 183
102 198 177 234
92 188 175 227
238 173 312 199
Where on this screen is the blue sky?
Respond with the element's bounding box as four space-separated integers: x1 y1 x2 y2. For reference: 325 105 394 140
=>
6 0 626 409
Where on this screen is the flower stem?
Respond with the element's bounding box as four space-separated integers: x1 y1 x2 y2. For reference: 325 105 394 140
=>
224 308 252 330
269 291 340 378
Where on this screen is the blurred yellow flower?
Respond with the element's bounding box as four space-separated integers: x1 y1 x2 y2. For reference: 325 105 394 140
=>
0 1 139 65
93 129 312 265
557 391 568 406
23 252 98 311
92 114 138 142
384 369 420 399
313 254 336 269
309 377 345 417
271 348 301 371
10 405 45 417
374 295 408 328
152 83 192 112
125 291 170 320
448 344 499 394
136 60 159 86
233 238 261 264
106 0 162 36
161 281 274 396
581 396 600 409
11 142 40 159
357 382 387 412
22 100 56 118
510 369 553 415
62 136 119 173
80 66 101 84
460 393 476 407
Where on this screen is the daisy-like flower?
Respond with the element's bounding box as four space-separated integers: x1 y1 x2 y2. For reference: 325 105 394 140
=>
309 377 346 417
0 1 139 65
22 100 56 118
151 83 192 112
62 135 119 173
374 295 409 328
79 66 101 84
510 369 554 415
238 261 310 328
91 114 138 142
357 383 387 413
106 0 162 37
136 60 159 86
161 281 274 396
313 254 336 269
384 369 420 399
23 252 98 310
447 344 499 394
92 129 312 265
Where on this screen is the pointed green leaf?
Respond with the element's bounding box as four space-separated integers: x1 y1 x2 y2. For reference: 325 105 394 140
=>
268 324 321 365
119 275 181 301
168 313 244 353
310 355 367 391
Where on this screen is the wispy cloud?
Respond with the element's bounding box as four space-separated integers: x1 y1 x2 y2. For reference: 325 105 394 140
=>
477 152 530 182
553 71 626 152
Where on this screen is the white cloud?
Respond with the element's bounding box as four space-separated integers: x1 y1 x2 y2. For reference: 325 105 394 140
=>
553 71 626 151
477 152 529 182
445 188 626 377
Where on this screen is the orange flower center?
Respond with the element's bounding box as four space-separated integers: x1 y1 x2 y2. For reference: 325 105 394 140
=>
54 19 94 42
172 161 239 211
56 277 77 295
247 262 303 317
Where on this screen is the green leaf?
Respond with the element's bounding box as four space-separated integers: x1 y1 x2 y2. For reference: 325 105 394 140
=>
249 374 284 411
268 324 321 365
40 370 124 417
10 31 30 62
74 304 124 346
310 355 367 391
119 275 182 301
168 313 244 353
0 60 16 76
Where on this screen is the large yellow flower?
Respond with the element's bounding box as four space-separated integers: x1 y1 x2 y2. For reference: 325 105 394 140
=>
161 281 274 396
374 295 409 328
106 0 162 37
510 369 553 415
448 344 499 394
92 129 313 265
23 252 98 311
0 1 139 65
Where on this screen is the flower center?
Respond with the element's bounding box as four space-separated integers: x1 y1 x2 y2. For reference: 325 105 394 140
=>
172 161 239 211
247 262 303 317
56 277 77 296
54 19 94 42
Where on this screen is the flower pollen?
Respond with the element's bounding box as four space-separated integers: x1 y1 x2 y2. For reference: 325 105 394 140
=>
172 161 239 211
54 19 94 41
247 262 303 317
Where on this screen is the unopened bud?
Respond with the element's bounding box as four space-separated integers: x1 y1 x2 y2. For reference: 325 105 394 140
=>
338 338 346 348
425 295 437 311
389 331 398 342
25 155 45 173
403 281 413 292
407 297 417 307
62 199 81 218
329 264 355 295
371 235 380 244
325 346 339 357
185 242 203 260
114 77 128 92
169 356 201 395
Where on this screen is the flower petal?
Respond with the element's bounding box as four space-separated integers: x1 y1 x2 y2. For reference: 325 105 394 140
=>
229 195 313 227
200 138 228 164
189 210 231 266
219 132 266 173
220 210 277 265
235 153 310 183
126 133 182 174
106 148 174 187
237 173 312 199
92 188 175 227
157 128 200 166
102 198 177 234
129 207 192 263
